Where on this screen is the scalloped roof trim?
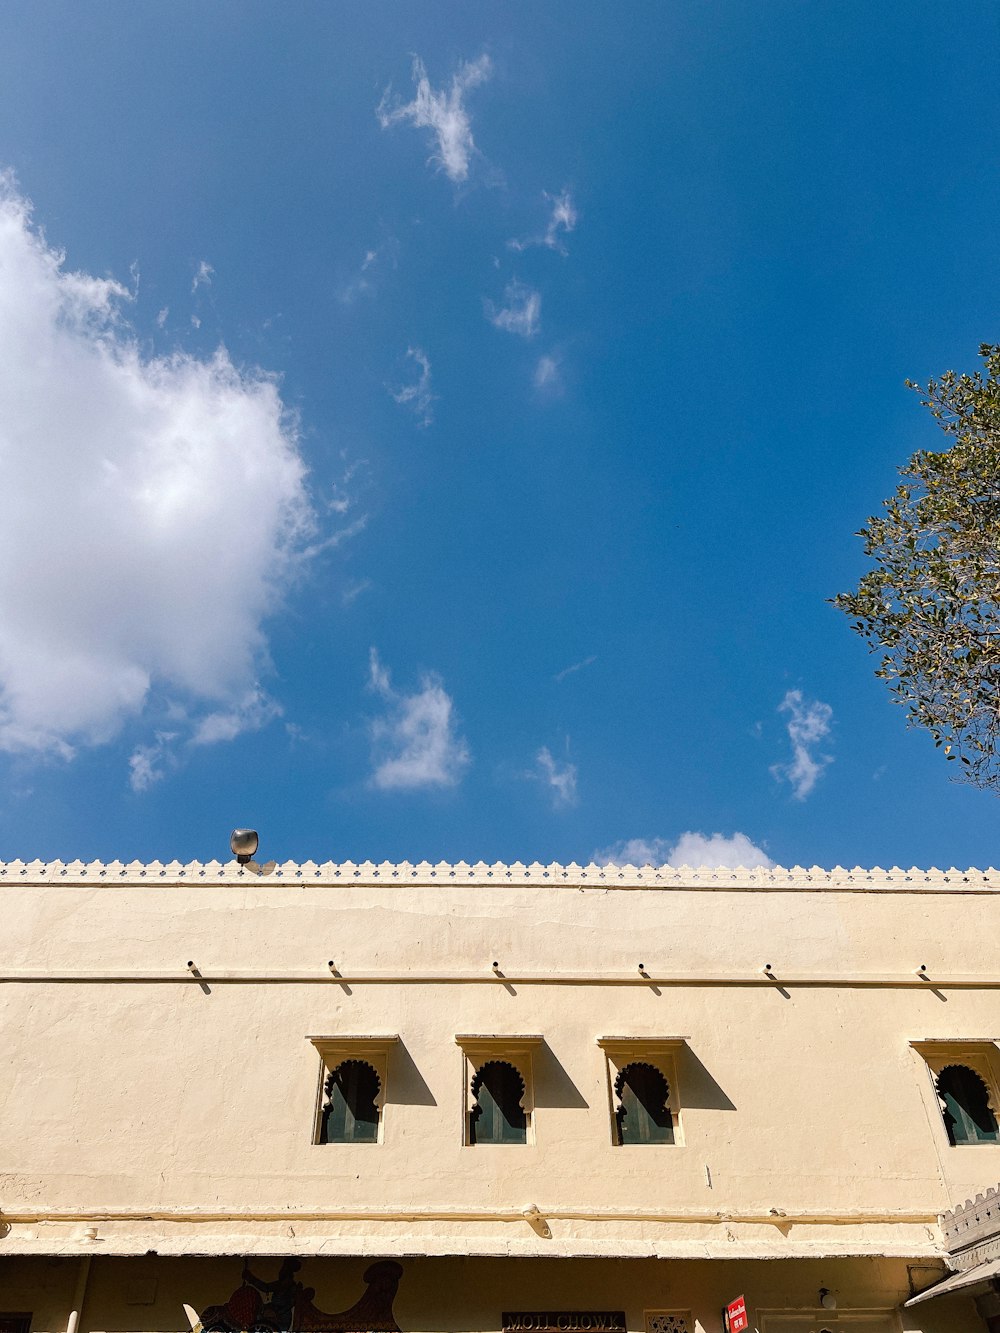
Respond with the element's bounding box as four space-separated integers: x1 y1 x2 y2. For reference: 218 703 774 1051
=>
0 858 997 889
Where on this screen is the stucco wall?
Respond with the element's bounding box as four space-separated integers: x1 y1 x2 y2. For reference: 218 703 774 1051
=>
2 865 1000 1267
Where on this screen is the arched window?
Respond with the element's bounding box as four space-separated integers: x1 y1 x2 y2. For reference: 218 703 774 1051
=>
320 1059 381 1143
936 1064 1000 1145
470 1060 527 1144
614 1061 674 1144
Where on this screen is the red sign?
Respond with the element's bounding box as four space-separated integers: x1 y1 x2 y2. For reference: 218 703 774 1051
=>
726 1296 749 1333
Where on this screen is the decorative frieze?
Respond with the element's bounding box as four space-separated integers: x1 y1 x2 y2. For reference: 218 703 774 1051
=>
0 857 997 890
942 1184 1000 1270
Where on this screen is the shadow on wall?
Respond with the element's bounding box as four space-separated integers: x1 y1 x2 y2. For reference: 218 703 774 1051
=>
532 1039 589 1109
387 1041 437 1106
679 1046 736 1111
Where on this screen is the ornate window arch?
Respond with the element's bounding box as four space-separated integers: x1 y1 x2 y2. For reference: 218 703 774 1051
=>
598 1037 685 1147
455 1035 540 1145
614 1061 674 1145
935 1064 1000 1145
320 1058 381 1144
470 1059 528 1145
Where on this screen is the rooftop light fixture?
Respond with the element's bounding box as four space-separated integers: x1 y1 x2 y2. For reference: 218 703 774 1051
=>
230 828 276 876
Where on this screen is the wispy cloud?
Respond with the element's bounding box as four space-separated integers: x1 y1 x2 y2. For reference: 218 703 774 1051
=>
533 745 578 808
592 831 774 869
128 731 178 793
544 190 578 249
0 176 314 765
510 189 578 254
377 54 492 183
390 346 436 426
342 578 373 607
554 654 596 683
486 280 540 337
368 649 470 791
339 238 398 305
189 688 282 746
534 354 562 392
325 455 369 518
771 689 834 800
191 259 213 293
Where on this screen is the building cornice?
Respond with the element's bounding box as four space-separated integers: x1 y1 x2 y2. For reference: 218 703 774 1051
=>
0 1206 944 1261
0 858 998 892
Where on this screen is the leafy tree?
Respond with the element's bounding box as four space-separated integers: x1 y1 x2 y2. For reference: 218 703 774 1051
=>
834 344 1000 789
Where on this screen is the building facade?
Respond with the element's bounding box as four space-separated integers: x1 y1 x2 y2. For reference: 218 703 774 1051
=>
2 857 1000 1333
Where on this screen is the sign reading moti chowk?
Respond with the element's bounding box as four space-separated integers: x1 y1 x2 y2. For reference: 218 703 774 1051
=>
504 1316 626 1332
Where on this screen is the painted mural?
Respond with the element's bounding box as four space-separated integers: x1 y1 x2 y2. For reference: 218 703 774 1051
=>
198 1258 403 1333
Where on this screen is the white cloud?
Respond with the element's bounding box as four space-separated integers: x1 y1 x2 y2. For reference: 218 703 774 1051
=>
486 280 540 337
553 654 595 683
0 176 314 761
534 745 578 808
592 831 774 869
191 259 213 293
377 54 492 183
342 577 372 607
189 687 282 746
544 190 578 248
368 649 470 791
339 238 398 305
390 346 435 426
771 689 834 800
510 189 578 254
534 353 562 392
128 731 178 793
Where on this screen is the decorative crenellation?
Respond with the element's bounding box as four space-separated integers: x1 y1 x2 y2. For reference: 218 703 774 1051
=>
941 1184 1000 1268
0 858 997 889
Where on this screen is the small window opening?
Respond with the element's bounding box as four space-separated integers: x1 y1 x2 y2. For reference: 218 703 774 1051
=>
319 1059 381 1143
615 1061 674 1144
936 1064 1000 1145
470 1060 527 1144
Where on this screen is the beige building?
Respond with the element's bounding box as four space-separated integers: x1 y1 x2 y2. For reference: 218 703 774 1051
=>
3 856 1000 1333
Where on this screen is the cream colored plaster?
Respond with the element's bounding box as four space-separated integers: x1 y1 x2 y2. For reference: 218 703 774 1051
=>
2 860 999 1324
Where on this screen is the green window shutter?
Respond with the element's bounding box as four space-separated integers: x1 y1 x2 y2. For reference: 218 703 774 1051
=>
936 1065 999 1145
320 1059 380 1143
615 1062 674 1145
470 1060 527 1145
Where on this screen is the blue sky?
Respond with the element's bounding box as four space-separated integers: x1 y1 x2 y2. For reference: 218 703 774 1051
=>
0 1 998 869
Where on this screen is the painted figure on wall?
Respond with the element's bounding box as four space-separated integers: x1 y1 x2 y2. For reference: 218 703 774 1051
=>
241 1259 304 1331
198 1258 403 1333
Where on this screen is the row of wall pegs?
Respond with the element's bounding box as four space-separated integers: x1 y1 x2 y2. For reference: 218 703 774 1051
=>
180 959 936 981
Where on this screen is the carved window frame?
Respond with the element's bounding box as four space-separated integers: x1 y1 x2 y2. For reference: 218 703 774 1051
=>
598 1037 686 1147
455 1035 541 1146
911 1039 1000 1149
644 1312 692 1333
307 1035 399 1146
